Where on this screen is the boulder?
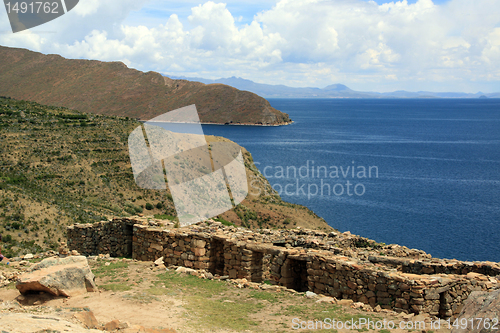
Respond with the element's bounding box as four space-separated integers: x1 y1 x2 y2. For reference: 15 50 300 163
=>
16 256 98 297
452 289 500 333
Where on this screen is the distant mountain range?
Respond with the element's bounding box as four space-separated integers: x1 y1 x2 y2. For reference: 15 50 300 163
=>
168 76 500 99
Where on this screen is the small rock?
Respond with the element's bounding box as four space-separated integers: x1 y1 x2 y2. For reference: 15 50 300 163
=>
73 311 99 329
154 257 164 266
24 254 34 260
305 291 317 298
337 299 354 306
175 267 196 274
315 296 334 303
104 319 121 331
351 302 365 309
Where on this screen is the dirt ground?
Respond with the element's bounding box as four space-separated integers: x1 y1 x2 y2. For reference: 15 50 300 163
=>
0 258 453 333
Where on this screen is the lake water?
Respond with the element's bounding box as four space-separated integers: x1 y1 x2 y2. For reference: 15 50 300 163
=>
201 99 500 262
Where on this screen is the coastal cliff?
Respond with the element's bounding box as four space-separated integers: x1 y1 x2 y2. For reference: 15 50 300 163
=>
0 45 291 125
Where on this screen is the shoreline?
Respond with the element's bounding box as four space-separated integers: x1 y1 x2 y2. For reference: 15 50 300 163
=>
139 120 294 127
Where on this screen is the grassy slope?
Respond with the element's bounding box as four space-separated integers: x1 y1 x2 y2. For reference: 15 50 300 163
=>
0 97 330 257
0 45 290 125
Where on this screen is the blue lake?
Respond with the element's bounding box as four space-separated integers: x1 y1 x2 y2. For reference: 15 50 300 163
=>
202 99 500 262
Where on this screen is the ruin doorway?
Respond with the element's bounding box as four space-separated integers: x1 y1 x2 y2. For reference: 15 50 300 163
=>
285 259 309 292
251 251 264 283
209 239 225 276
123 223 134 258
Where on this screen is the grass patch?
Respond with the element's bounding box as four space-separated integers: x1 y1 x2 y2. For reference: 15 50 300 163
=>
187 297 263 331
92 261 129 278
214 217 236 227
248 290 285 303
156 271 229 297
100 283 132 292
146 286 170 296
153 214 175 220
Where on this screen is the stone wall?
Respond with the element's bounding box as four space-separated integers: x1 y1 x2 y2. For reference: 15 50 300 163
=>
67 217 500 319
67 218 135 258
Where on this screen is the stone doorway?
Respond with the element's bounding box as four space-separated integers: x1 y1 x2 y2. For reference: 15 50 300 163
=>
284 258 309 292
209 239 225 276
251 251 264 283
123 223 134 258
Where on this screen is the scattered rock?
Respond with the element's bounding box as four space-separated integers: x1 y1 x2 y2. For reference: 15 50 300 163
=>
175 267 196 275
23 253 34 260
305 291 317 298
337 299 354 306
315 296 334 304
104 319 129 331
58 242 69 255
74 310 100 329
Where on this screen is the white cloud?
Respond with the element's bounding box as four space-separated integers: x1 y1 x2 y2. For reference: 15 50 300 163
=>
0 0 499 92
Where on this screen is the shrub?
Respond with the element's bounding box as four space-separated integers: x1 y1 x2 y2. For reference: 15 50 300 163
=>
145 203 154 210
214 218 235 227
156 202 163 209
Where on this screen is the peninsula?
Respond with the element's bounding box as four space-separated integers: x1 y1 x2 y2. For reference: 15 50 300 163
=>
0 45 291 126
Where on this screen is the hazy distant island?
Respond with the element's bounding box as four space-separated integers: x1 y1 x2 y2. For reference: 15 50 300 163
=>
170 75 500 100
0 45 291 126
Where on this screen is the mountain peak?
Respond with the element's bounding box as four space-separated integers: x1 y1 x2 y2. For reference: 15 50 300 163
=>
323 84 351 91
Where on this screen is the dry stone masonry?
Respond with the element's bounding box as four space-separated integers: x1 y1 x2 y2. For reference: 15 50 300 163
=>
67 217 500 319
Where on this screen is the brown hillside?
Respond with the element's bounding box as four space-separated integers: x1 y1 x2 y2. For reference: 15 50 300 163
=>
0 45 291 125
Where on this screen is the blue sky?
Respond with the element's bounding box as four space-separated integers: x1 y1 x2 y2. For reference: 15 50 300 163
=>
1 0 499 93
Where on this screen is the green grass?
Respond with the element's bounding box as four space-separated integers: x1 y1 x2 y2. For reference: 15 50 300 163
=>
214 217 236 227
153 214 175 220
156 271 229 297
92 261 129 278
248 290 286 303
100 283 132 292
187 297 263 331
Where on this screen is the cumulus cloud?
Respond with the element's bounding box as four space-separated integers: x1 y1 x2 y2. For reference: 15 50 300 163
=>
0 0 499 91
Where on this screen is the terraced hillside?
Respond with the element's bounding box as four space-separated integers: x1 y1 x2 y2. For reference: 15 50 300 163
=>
0 97 329 257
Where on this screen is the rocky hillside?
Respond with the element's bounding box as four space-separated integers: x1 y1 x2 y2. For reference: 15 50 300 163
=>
0 45 291 125
0 97 328 257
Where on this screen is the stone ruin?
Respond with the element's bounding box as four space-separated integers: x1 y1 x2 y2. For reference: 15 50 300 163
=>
67 217 500 319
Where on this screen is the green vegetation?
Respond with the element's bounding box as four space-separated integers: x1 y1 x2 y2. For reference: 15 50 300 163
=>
100 283 132 292
0 97 174 256
93 261 129 278
214 217 236 227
